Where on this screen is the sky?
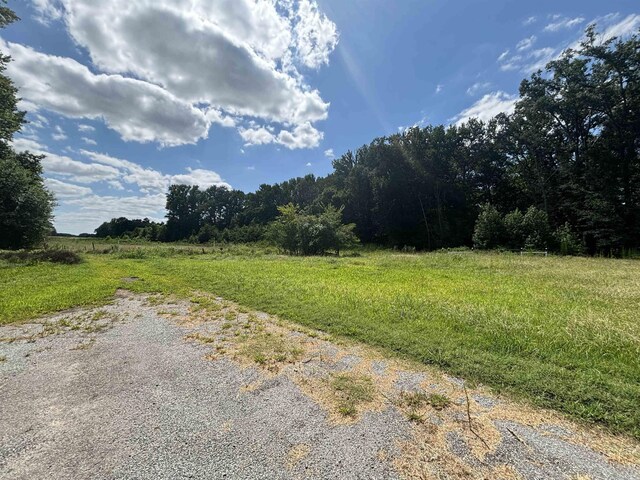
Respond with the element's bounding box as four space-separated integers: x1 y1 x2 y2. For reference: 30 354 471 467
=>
4 0 640 234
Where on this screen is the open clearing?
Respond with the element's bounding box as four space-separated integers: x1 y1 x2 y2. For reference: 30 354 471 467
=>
1 243 639 440
1 290 639 479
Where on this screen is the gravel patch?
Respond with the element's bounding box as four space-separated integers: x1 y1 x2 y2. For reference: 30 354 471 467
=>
1 293 638 480
393 371 426 393
0 296 405 480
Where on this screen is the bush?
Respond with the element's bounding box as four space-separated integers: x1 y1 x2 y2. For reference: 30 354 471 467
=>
503 209 525 249
522 206 551 250
267 204 358 255
472 204 504 249
554 223 584 255
0 249 82 264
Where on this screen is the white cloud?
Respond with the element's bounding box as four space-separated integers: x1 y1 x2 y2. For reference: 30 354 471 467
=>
599 14 640 41
239 121 323 149
13 136 231 233
305 162 312 167
516 35 537 51
544 16 585 32
497 49 510 62
20 0 337 149
435 84 444 94
3 40 211 147
452 91 517 125
51 125 67 141
170 168 229 189
276 122 323 149
30 0 63 24
81 136 97 145
238 126 276 146
466 82 492 96
324 148 334 158
293 0 339 69
45 178 92 199
59 193 168 233
498 13 640 75
80 150 231 192
78 124 95 133
523 16 537 26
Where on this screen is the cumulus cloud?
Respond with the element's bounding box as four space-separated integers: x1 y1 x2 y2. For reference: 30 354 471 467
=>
77 124 95 132
452 91 517 125
324 148 334 158
81 137 97 145
293 0 339 69
3 40 211 146
239 121 323 149
21 0 338 149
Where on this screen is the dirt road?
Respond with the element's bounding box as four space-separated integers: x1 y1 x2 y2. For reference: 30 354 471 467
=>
1 291 638 479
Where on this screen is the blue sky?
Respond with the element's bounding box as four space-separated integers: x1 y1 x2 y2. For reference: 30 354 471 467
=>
5 0 640 233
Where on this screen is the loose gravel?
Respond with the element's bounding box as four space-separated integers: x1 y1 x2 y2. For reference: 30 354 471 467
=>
0 292 638 480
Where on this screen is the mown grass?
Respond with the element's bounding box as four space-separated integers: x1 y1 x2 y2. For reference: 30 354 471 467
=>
1 244 639 439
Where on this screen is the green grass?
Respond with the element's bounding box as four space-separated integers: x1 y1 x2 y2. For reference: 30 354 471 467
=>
1 244 639 438
329 373 376 417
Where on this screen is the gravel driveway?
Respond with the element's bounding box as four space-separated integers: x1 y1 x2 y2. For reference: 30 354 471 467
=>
1 291 638 479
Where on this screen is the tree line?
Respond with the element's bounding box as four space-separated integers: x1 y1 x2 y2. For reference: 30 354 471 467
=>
96 26 639 255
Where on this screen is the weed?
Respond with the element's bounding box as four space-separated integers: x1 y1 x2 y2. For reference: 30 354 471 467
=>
406 410 424 423
329 373 375 417
426 393 451 411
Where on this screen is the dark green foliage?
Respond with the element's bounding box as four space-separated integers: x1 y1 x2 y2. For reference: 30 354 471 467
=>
472 204 504 250
0 5 54 249
473 205 552 251
267 204 358 255
94 217 163 239
0 249 82 264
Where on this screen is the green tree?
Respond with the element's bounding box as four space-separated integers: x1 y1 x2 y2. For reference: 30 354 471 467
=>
0 4 54 249
472 204 504 249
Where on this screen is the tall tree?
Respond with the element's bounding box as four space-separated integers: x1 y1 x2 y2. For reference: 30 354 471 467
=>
0 3 54 249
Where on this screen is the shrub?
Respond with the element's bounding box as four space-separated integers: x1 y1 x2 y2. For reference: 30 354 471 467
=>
267 204 358 255
554 222 584 255
503 209 525 249
0 249 82 264
472 204 504 249
522 206 551 250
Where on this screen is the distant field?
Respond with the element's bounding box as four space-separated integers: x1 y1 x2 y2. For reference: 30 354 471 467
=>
1 238 639 439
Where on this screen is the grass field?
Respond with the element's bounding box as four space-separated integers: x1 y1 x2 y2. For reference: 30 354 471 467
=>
1 238 639 439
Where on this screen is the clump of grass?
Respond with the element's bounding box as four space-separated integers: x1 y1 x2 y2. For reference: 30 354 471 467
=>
426 393 451 410
329 373 376 417
91 310 109 321
185 332 216 344
399 391 451 411
406 410 424 423
190 295 222 314
238 331 303 371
